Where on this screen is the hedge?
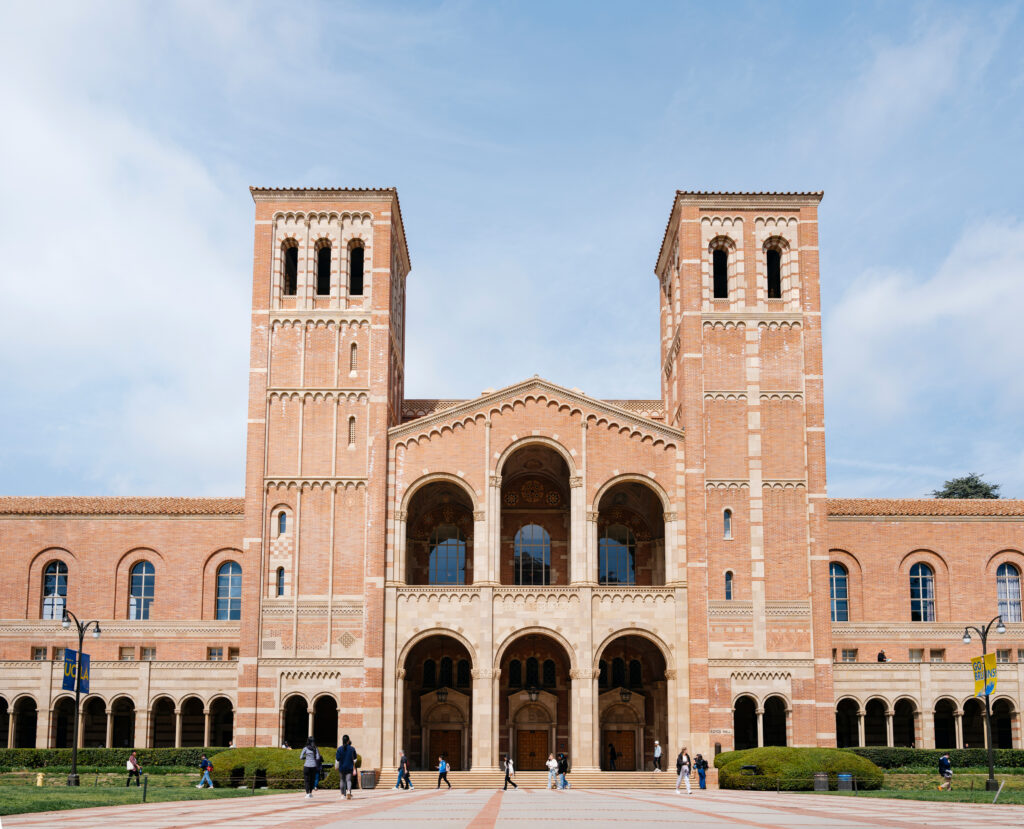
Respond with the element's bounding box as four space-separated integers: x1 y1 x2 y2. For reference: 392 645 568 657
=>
847 747 1024 769
208 747 363 790
0 747 228 771
716 747 883 791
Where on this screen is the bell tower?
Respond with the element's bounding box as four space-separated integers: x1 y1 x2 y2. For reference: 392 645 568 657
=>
235 188 410 754
656 191 834 748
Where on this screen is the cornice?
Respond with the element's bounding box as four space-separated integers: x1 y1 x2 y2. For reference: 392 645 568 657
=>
0 621 240 636
702 312 803 324
827 515 1024 524
832 622 1024 638
270 313 371 326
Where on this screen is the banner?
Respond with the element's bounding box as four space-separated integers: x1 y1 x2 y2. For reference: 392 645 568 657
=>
971 653 997 697
62 649 90 693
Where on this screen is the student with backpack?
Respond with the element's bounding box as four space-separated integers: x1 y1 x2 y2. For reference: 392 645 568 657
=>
436 754 451 788
196 754 214 788
300 737 322 798
336 734 358 800
557 753 570 790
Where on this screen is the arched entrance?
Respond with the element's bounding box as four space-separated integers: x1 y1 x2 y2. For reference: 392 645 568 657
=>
179 697 204 747
52 697 75 748
282 695 308 749
12 697 37 748
0 698 8 748
893 699 917 747
209 697 234 746
596 481 666 585
151 697 175 747
500 445 571 585
734 696 757 750
110 697 135 748
993 699 1015 749
597 634 668 769
835 698 859 748
864 698 886 746
402 634 473 770
81 696 106 747
933 699 956 749
962 698 985 748
762 696 788 747
405 481 474 585
313 695 338 749
500 632 571 769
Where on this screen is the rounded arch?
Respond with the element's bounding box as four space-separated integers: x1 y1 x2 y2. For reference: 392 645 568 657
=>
26 548 76 618
280 691 311 708
398 627 478 671
422 699 466 724
592 628 674 673
892 695 920 710
897 549 950 576
864 694 891 709
495 436 577 478
201 548 244 620
761 234 791 253
835 694 865 710
10 692 41 708
592 474 670 512
933 695 961 714
707 234 738 254
113 548 162 619
399 472 480 514
984 549 1024 574
493 626 577 672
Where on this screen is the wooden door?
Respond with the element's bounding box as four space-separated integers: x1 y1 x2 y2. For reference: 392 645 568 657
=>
429 729 462 771
603 730 636 770
516 729 548 770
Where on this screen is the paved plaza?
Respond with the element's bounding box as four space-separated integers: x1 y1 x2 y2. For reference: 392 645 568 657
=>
4 788 1024 829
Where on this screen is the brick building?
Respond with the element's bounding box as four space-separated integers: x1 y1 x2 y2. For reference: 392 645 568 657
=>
1 188 1021 772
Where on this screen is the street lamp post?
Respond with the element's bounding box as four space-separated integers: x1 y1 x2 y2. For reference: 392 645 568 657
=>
61 610 102 787
961 614 1006 793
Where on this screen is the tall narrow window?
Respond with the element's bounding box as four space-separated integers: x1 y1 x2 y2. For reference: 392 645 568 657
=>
909 562 936 622
428 524 466 585
525 657 539 687
440 656 453 688
276 567 285 597
514 524 550 585
542 659 556 688
282 244 298 296
611 657 626 687
423 659 437 687
216 562 242 621
724 570 733 601
457 659 471 688
713 248 728 298
348 416 356 446
766 248 782 299
628 659 642 688
278 511 287 536
348 242 364 295
128 561 155 620
829 562 849 622
723 509 733 539
349 342 358 372
42 561 68 620
598 660 608 688
509 659 522 687
316 244 331 295
997 563 1022 622
598 524 635 585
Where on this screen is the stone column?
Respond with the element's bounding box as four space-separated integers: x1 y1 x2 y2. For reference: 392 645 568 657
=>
471 668 493 770
856 709 865 748
954 712 963 749
586 511 599 584
104 708 113 748
663 513 678 585
76 706 85 749
570 668 597 771
756 708 765 747
137 709 151 748
473 511 487 585
489 474 502 584
666 669 679 760
394 510 407 583
204 709 211 747
174 708 182 748
885 710 894 747
491 668 502 769
922 709 934 749
394 669 406 766
7 713 15 748
569 477 585 584
307 708 314 740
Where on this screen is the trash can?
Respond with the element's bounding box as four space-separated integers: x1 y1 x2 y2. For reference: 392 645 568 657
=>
837 773 853 791
360 769 377 789
813 772 828 791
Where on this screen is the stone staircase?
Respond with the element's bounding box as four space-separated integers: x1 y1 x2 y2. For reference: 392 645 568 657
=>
378 768 714 790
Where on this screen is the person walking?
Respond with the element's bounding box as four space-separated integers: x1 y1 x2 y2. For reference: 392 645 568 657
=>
300 737 322 799
607 742 617 771
694 753 708 789
675 747 691 794
937 752 953 790
395 749 413 790
197 754 214 789
125 751 141 787
336 734 358 800
545 753 558 789
437 755 452 789
557 753 571 790
653 740 662 771
503 755 518 790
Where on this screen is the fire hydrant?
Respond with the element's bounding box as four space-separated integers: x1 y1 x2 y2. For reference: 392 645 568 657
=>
36 772 44 787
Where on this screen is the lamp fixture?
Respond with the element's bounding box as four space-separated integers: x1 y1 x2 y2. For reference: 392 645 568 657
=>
436 687 448 704
619 687 632 704
996 617 1006 635
527 685 539 702
962 628 972 644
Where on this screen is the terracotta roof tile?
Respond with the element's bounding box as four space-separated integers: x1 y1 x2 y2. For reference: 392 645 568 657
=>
826 498 1024 517
0 497 245 516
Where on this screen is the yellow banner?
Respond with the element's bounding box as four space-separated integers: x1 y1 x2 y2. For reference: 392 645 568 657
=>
972 653 998 697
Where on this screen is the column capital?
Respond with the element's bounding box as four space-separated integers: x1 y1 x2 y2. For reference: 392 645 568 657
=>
664 669 677 680
395 509 408 521
489 474 502 488
586 510 599 523
471 668 497 679
663 511 678 522
569 476 583 488
397 668 406 680
473 510 486 522
569 668 596 680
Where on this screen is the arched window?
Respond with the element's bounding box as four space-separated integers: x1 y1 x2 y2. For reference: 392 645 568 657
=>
428 525 466 585
713 248 728 298
278 511 287 536
316 244 331 295
509 659 522 688
628 659 642 688
723 509 733 540
423 659 436 688
349 342 358 373
542 659 556 688
829 562 849 622
514 524 550 586
348 416 356 446
282 243 298 296
276 567 285 597
216 562 242 621
42 561 68 620
598 524 635 585
598 660 608 688
128 561 155 620
439 656 453 688
456 659 471 688
997 563 1022 622
724 570 733 601
611 657 626 687
766 248 782 299
909 562 936 622
525 657 539 688
348 242 364 296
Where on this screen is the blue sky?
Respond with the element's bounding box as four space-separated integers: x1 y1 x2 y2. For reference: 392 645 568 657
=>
1 1 1023 498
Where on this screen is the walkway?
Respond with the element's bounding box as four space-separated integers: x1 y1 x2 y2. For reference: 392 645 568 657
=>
5 787 1024 829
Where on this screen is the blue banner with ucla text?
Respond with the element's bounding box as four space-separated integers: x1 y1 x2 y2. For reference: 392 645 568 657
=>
62 649 90 693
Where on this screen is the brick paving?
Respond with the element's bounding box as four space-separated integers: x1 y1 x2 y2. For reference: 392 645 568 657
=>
5 788 1024 829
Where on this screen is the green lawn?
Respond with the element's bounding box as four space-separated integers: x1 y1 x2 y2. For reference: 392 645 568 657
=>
0 784 286 816
820 788 1024 804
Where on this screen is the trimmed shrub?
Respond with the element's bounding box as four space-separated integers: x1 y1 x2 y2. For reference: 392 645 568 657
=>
0 747 227 771
848 747 1024 770
208 747 355 790
717 747 883 791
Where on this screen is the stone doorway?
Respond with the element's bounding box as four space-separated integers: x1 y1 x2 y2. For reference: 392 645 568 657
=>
516 728 548 770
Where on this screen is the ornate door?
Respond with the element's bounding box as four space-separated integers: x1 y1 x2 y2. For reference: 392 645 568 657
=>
603 730 636 770
516 729 548 770
429 729 462 770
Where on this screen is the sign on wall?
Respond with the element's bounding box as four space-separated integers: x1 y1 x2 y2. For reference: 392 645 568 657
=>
971 653 997 697
62 649 90 694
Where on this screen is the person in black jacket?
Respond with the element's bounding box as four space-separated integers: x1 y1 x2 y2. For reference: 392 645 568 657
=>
503 755 517 790
694 753 709 789
557 753 570 790
937 753 952 790
607 742 617 771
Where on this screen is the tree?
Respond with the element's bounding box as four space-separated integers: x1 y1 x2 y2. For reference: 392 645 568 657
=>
930 473 1001 499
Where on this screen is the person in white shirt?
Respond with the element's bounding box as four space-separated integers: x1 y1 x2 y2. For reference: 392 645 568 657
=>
545 753 558 789
653 740 662 771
